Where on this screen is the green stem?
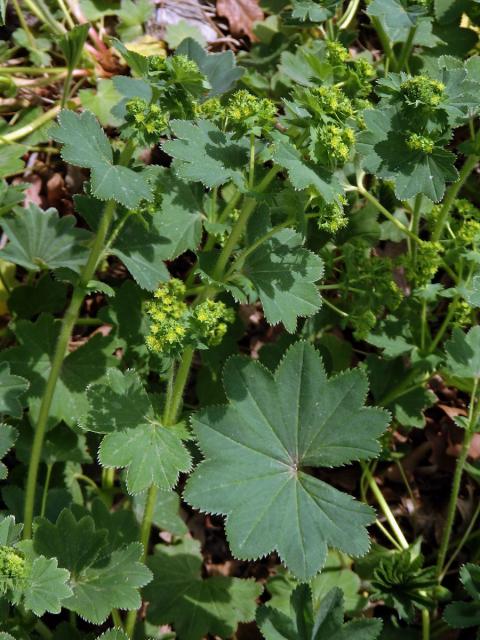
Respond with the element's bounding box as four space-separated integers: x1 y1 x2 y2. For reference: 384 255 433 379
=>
248 133 256 191
0 66 69 74
410 194 422 261
212 166 280 281
436 379 479 577
422 609 430 640
395 25 417 72
361 463 409 550
428 298 458 354
358 184 422 245
24 0 66 34
39 463 53 518
432 155 478 242
0 105 61 144
165 347 195 425
111 609 123 629
441 500 480 579
370 16 397 70
338 0 361 29
11 0 36 49
56 0 75 28
23 199 116 539
61 70 73 108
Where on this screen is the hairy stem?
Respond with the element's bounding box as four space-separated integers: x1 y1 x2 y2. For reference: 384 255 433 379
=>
422 609 430 640
361 463 409 550
395 25 417 72
436 378 479 577
0 105 61 144
23 199 116 539
432 155 478 242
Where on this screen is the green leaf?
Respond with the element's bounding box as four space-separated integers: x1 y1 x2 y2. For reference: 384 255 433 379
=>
163 119 249 189
270 132 341 203
0 204 91 273
0 362 28 418
64 542 152 624
0 514 22 545
51 110 151 209
145 537 262 640
111 214 170 291
133 490 188 537
96 631 129 640
243 226 324 333
9 274 68 319
290 0 340 22
81 369 191 494
0 144 25 178
357 107 458 202
257 585 382 640
366 0 435 45
3 314 117 428
0 0 7 25
33 509 108 577
59 24 89 71
14 541 73 617
444 564 480 629
184 341 389 580
0 423 18 480
177 38 244 97
366 356 435 428
79 79 122 127
445 326 480 380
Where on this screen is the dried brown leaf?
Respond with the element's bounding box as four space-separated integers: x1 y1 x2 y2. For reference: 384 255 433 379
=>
217 0 263 40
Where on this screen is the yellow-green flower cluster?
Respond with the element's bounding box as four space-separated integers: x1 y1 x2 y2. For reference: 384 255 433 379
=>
406 132 435 154
400 76 445 107
125 98 168 144
225 90 276 136
311 123 355 165
326 40 349 65
453 300 473 327
145 280 234 356
352 57 376 84
317 196 348 234
195 97 223 120
146 279 188 357
458 219 480 245
0 546 26 591
312 85 354 120
402 241 443 287
192 300 235 347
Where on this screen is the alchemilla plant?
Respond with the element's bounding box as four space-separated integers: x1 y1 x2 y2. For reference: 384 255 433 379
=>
0 0 480 638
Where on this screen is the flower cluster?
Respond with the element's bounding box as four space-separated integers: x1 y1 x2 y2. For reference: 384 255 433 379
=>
192 300 235 346
316 196 348 234
406 132 435 154
125 98 169 145
225 90 276 137
310 122 355 165
146 280 234 357
400 76 445 108
401 241 443 288
311 85 354 120
0 546 26 594
326 40 349 65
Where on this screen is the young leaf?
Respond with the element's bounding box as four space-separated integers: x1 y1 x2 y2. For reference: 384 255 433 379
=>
270 132 341 203
0 362 28 418
145 537 262 640
445 326 480 379
0 424 18 480
50 110 152 208
357 107 458 202
0 204 91 273
243 227 324 333
64 542 152 624
81 369 191 494
58 24 89 71
290 0 340 23
257 585 382 639
163 119 249 188
3 314 118 428
33 509 108 577
444 563 480 629
22 555 72 616
177 37 244 97
184 341 389 580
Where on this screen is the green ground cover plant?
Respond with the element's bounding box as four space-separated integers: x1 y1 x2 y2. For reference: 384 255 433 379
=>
0 0 480 638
